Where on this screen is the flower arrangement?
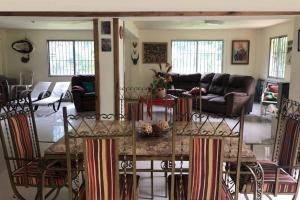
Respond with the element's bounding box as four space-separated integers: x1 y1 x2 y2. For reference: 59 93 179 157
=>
150 63 173 98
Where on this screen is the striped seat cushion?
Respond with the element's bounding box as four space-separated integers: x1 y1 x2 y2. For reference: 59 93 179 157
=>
12 161 66 187
167 175 231 200
8 113 35 167
75 174 140 200
124 101 143 121
176 98 192 121
167 138 223 200
242 161 297 194
277 118 300 173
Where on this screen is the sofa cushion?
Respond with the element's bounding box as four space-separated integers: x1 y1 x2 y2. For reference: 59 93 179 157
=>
82 82 94 92
208 73 230 95
201 73 215 90
225 75 254 95
173 73 201 91
209 96 226 105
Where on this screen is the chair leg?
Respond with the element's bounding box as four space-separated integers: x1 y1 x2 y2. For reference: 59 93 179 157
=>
151 160 154 199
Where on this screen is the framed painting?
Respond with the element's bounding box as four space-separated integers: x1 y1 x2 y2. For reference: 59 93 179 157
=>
231 40 250 65
142 42 167 64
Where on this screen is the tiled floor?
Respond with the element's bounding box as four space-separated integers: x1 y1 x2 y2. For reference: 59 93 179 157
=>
0 103 297 199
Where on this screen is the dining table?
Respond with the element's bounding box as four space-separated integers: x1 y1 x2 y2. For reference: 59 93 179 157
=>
43 119 261 199
44 120 256 162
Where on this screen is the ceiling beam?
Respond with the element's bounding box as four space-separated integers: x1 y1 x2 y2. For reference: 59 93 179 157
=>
0 11 299 17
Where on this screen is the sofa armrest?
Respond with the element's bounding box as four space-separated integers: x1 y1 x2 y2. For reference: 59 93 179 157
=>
166 89 187 97
72 86 86 93
225 92 250 116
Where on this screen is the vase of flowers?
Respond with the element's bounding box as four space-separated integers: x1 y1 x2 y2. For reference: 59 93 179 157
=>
150 63 173 98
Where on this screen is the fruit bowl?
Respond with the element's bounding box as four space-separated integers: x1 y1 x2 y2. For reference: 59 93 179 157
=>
136 121 169 137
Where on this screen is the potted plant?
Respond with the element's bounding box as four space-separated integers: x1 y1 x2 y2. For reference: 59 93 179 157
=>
150 63 173 98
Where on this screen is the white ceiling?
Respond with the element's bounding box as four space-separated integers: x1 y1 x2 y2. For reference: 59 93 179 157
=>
0 16 294 30
133 18 292 30
0 17 93 30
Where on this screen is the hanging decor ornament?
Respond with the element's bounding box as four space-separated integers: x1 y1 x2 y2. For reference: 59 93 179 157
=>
131 41 139 65
11 39 34 63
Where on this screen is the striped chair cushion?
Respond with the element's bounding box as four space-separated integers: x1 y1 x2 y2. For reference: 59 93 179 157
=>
85 138 118 200
278 118 300 173
124 100 143 121
12 161 66 187
167 138 223 200
75 174 140 200
167 175 231 200
176 98 192 121
8 113 34 167
190 138 223 199
240 161 297 194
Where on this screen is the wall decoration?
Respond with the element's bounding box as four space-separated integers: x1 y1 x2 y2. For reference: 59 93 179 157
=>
101 38 111 52
231 40 250 65
298 30 300 52
11 39 34 63
101 21 111 35
142 42 167 64
131 42 139 65
287 40 293 65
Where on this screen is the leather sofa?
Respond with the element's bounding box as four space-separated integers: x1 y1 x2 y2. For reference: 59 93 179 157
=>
71 75 96 112
166 73 256 116
0 75 17 106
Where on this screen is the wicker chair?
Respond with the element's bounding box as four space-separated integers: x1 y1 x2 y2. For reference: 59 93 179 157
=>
63 107 139 200
0 96 67 200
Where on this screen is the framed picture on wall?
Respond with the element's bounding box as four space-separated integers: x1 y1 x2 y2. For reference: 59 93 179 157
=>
101 38 111 52
231 40 250 65
142 42 167 63
101 21 111 35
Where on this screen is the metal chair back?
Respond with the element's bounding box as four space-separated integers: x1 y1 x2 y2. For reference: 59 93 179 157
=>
63 107 138 200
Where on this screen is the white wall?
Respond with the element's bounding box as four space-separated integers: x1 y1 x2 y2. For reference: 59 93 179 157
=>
289 16 300 102
0 30 7 75
4 29 93 84
126 28 258 87
254 21 294 81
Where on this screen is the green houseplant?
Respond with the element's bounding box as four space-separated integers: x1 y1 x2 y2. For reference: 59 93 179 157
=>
150 63 173 98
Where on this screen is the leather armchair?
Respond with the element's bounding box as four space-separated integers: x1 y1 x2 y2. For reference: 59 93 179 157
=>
71 75 95 112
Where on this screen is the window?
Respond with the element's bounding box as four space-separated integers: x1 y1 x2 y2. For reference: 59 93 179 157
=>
171 40 223 74
268 36 288 79
48 40 95 76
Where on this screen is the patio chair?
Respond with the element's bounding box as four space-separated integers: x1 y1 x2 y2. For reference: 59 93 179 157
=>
0 95 67 200
239 98 300 200
63 107 139 200
10 71 34 99
33 82 70 112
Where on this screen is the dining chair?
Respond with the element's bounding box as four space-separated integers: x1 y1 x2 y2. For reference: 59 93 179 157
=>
168 110 248 200
63 107 139 200
0 95 67 200
239 98 300 200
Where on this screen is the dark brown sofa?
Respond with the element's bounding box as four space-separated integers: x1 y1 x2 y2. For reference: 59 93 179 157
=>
198 73 255 116
71 75 95 112
166 72 255 116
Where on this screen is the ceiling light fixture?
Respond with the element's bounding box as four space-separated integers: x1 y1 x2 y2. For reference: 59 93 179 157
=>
204 20 224 25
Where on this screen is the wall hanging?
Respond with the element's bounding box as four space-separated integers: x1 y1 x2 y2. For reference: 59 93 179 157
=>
131 41 139 65
11 39 34 63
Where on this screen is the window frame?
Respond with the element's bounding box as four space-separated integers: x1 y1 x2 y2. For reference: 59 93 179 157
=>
267 35 288 80
171 39 224 74
47 39 95 77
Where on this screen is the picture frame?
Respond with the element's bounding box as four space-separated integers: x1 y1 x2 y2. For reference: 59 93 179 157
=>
298 30 300 52
101 21 111 35
142 42 168 64
231 40 250 65
101 38 111 52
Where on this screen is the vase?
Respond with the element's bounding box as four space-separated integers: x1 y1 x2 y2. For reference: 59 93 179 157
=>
156 87 166 98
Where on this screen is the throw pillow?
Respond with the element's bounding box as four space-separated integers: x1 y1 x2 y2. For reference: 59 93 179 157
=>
82 82 95 92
